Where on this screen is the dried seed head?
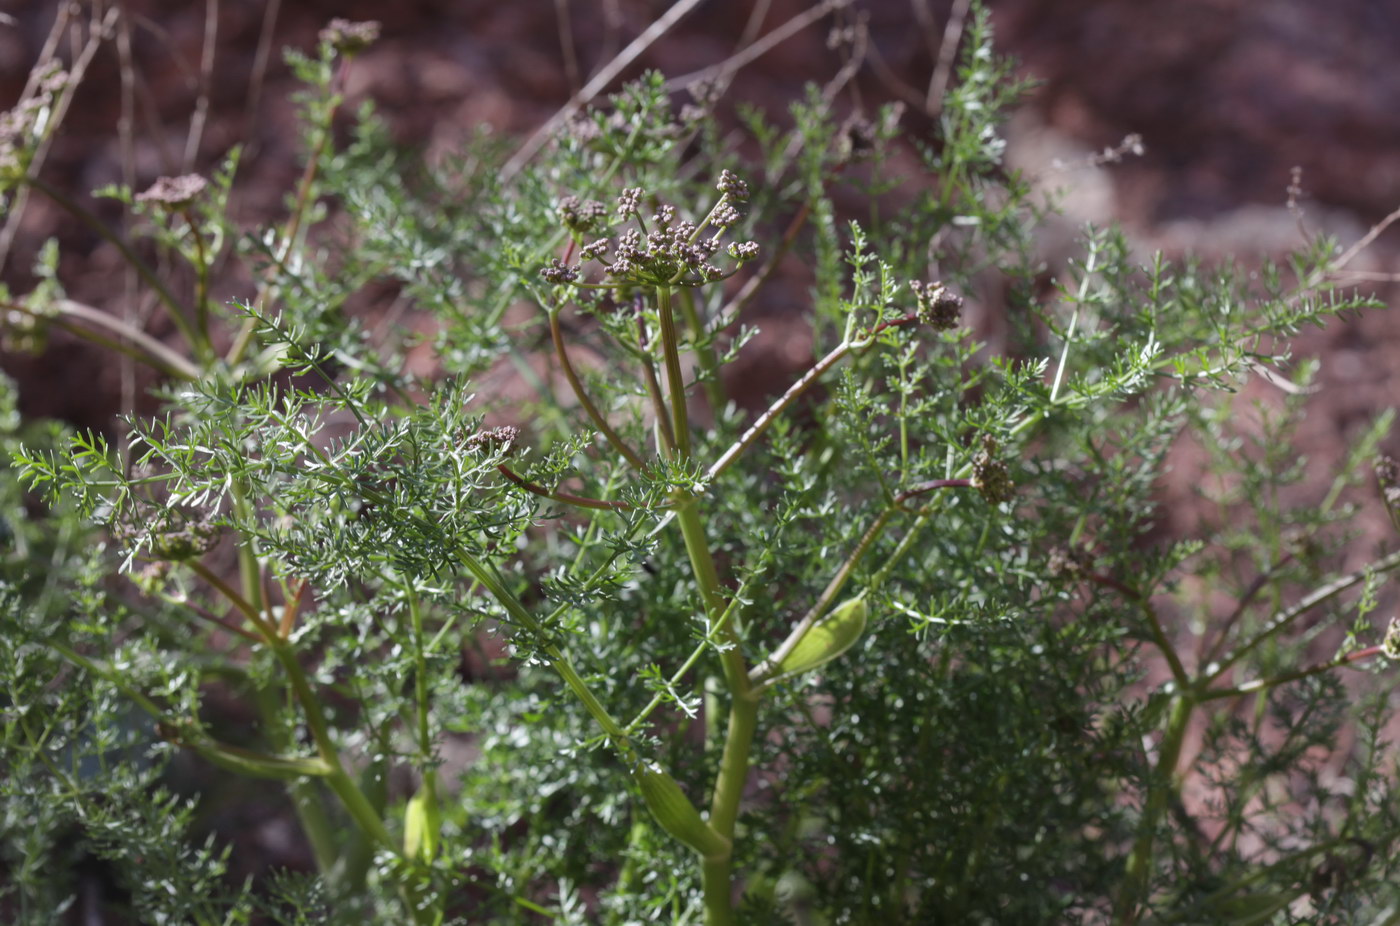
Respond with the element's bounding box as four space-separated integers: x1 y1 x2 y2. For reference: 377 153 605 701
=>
116 507 221 561
971 436 1015 505
1378 456 1400 533
911 281 963 331
1047 545 1092 580
320 18 381 56
1377 455 1398 488
1384 617 1400 662
135 174 208 208
0 64 69 187
839 117 879 162
466 425 520 453
687 77 723 108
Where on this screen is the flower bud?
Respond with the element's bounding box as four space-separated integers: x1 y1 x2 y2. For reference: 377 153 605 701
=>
632 760 730 858
768 594 869 682
403 787 441 862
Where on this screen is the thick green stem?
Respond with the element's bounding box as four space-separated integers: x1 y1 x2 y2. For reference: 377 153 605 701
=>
674 494 753 926
703 852 739 926
1116 695 1194 923
254 675 340 877
707 693 758 839
679 287 726 413
656 285 692 458
288 779 339 875
655 278 755 922
228 483 265 618
266 638 396 851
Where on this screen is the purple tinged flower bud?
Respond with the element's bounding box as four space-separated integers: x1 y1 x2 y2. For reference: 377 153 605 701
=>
716 169 749 201
729 241 759 262
540 258 578 284
617 187 644 216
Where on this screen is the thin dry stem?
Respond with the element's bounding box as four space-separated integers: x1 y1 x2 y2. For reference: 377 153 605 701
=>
503 0 707 180
552 0 581 94
0 5 117 272
926 0 972 116
241 0 281 155
665 0 850 92
182 0 219 170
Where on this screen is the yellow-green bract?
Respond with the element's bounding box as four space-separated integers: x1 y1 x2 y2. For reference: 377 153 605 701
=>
770 594 869 682
633 760 731 858
403 788 441 862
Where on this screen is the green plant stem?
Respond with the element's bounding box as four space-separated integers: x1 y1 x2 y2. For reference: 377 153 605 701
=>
23 173 206 360
654 279 754 922
288 778 340 874
182 208 212 345
45 639 171 722
191 562 395 855
679 287 726 413
187 560 276 639
3 298 201 379
671 497 752 926
228 483 265 619
1131 589 1191 691
656 285 692 458
265 637 396 851
752 508 892 685
1116 694 1194 924
1199 644 1383 702
626 573 756 734
1207 546 1400 683
497 463 637 511
408 588 433 758
251 680 341 877
702 686 757 926
637 313 679 455
549 309 648 470
227 77 341 366
456 548 633 753
1050 246 1096 404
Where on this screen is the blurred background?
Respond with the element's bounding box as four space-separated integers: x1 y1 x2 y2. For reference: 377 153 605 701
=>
4 0 1399 431
3 0 1398 889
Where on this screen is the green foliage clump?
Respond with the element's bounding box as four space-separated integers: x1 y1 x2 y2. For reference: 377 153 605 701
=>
3 5 1400 925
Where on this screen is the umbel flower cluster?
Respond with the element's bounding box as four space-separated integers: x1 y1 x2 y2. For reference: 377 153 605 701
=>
0 64 68 186
542 169 760 288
